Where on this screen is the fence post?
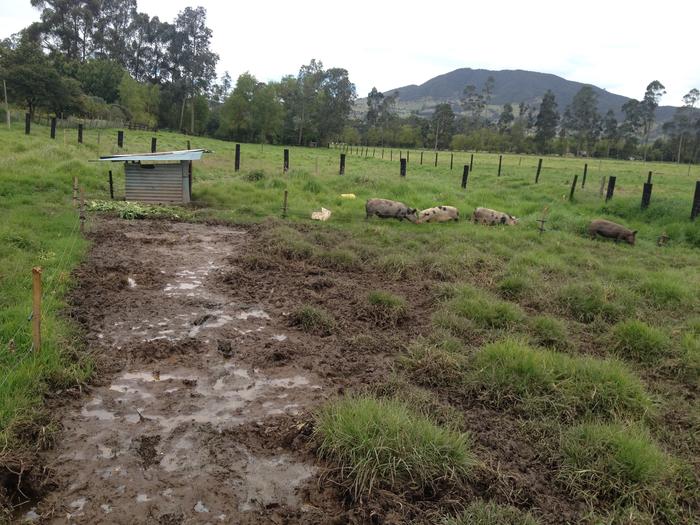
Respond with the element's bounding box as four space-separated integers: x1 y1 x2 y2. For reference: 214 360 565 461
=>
390 150 393 161
72 176 78 207
582 163 588 188
373 148 375 157
32 267 42 352
691 181 700 220
78 123 83 144
461 165 469 189
25 113 31 135
235 144 241 171
535 158 543 183
117 130 124 148
109 170 114 200
339 153 346 175
434 151 438 167
406 150 409 163
605 176 617 201
569 175 578 201
420 151 423 165
450 153 454 170
641 182 653 209
470 153 474 172
381 148 384 159
498 155 502 177
400 158 406 177
647 171 653 184
187 139 191 150
151 137 157 153
50 117 56 139
282 190 288 218
283 148 289 172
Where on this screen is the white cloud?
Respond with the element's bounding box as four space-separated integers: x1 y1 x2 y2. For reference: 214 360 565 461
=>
2 0 699 106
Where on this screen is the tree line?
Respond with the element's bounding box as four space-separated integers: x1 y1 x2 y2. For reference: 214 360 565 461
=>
1 1 697 163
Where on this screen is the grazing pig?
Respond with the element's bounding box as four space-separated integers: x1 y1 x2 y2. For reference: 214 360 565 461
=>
416 205 460 224
365 198 418 222
588 219 637 245
473 207 518 226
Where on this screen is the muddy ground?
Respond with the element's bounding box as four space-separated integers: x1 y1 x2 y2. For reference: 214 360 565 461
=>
18 218 432 524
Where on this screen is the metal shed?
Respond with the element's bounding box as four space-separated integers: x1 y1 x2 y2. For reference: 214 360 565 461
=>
98 149 205 203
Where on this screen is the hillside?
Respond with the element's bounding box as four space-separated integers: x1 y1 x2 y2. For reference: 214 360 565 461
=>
356 67 677 122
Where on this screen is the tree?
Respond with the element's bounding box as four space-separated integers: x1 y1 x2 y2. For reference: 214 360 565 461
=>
76 58 124 103
602 109 619 157
315 67 356 143
497 103 514 133
30 0 101 61
170 7 218 134
431 103 455 150
366 87 383 127
461 84 484 125
118 73 159 127
565 86 601 155
534 90 559 153
663 88 699 163
640 80 666 160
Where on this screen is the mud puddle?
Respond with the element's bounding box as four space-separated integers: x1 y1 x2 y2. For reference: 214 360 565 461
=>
32 220 330 524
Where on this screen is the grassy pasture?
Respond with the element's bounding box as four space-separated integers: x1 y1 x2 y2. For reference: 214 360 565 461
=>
1 123 698 521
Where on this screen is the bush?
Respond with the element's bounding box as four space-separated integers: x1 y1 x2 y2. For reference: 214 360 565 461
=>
559 422 673 509
315 396 474 498
609 320 670 363
465 339 652 421
444 500 539 525
289 305 335 336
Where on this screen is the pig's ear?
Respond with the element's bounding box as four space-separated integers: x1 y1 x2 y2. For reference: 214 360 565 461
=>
633 230 638 236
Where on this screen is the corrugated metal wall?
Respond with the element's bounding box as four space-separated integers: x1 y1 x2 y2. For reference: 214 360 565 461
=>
124 162 190 203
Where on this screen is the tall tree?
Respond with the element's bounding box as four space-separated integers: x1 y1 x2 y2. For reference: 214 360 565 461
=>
565 86 601 155
534 90 559 153
497 103 514 133
602 109 619 157
431 103 455 150
640 80 666 160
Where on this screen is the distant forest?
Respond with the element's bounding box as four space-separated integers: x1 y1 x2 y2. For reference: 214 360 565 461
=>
1 1 698 162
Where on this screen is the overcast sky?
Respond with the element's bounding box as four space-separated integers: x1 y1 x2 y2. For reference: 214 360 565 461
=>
2 0 699 106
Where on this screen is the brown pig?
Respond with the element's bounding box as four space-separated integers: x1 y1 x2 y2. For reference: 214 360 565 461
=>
588 219 637 245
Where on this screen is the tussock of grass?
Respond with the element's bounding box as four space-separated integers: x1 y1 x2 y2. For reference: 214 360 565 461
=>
442 285 526 330
557 283 628 323
465 339 652 421
529 315 568 349
289 305 336 335
635 274 689 307
609 320 670 363
315 396 474 498
259 225 314 260
313 248 358 270
243 169 266 182
400 340 469 388
443 500 539 525
363 290 408 326
559 422 673 510
497 273 531 299
679 333 699 383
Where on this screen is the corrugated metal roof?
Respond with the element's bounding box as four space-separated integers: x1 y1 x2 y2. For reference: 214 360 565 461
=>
98 149 206 162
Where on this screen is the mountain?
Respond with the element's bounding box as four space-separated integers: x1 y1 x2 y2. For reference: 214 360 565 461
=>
356 68 676 123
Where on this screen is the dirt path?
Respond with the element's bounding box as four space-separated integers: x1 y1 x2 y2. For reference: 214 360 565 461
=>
24 219 346 524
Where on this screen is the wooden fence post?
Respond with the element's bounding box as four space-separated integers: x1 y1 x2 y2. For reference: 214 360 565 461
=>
535 158 543 183
72 176 78 207
339 153 346 175
450 153 454 170
282 190 288 218
641 182 653 209
461 165 469 189
32 267 42 352
235 144 241 171
470 153 474 172
406 150 409 163
498 155 502 177
420 151 423 165
25 113 30 135
151 137 157 153
283 149 289 172
599 176 606 197
78 123 83 144
117 130 124 148
50 117 56 139
582 163 588 188
569 175 578 201
109 170 114 200
400 158 406 177
605 176 617 201
691 181 700 220
434 151 438 167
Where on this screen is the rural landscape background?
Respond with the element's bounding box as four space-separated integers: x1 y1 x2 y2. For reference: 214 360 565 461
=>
1 1 699 524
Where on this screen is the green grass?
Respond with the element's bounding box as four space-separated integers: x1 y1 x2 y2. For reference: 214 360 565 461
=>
289 305 336 335
464 339 652 421
559 422 674 510
609 320 671 363
315 396 474 498
528 315 569 349
438 284 526 332
443 500 539 525
363 290 408 326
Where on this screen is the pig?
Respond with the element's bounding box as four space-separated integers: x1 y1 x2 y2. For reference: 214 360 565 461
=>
588 219 637 245
472 207 518 226
416 205 460 224
365 198 418 222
